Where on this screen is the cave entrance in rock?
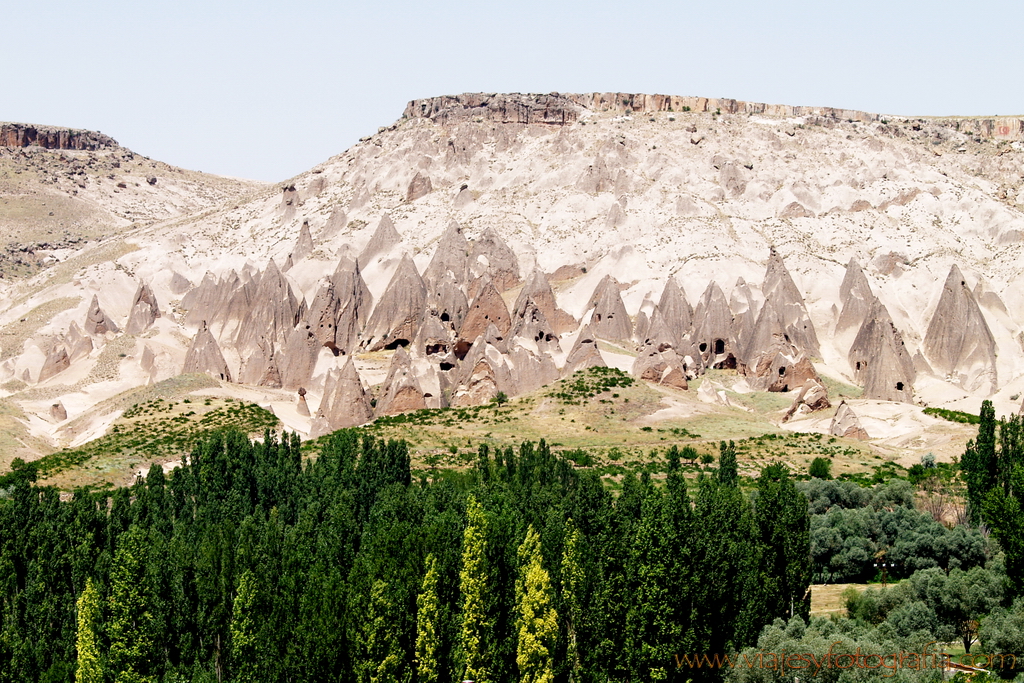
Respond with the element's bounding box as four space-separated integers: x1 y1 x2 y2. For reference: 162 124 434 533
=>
714 339 726 355
778 366 786 376
896 382 904 391
699 342 708 353
453 340 472 360
384 338 409 350
425 343 448 355
713 354 737 370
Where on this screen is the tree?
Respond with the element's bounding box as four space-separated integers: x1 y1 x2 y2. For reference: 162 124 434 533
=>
230 570 261 683
459 496 490 683
515 526 557 683
561 521 584 683
416 555 442 683
962 399 997 520
754 463 811 622
76 577 104 683
108 525 156 683
717 440 738 487
808 457 832 480
357 579 409 683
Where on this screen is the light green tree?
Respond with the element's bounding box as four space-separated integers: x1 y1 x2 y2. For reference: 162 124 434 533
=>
75 577 104 683
416 554 442 683
561 520 584 683
516 525 557 683
230 570 261 683
108 525 156 683
358 579 409 683
459 495 489 683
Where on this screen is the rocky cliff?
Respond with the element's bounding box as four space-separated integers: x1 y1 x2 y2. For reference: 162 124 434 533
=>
0 123 117 150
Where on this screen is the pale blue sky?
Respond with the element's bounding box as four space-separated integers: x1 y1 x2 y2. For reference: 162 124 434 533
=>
4 0 1022 181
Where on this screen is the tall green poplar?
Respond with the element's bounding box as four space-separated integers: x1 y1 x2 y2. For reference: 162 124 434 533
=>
75 577 104 683
561 520 584 682
108 525 156 683
459 495 489 683
516 525 557 683
416 554 442 683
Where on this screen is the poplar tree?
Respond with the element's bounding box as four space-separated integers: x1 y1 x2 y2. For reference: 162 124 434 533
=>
717 440 738 487
75 577 104 683
230 570 260 683
416 554 442 683
561 520 584 683
358 579 408 683
516 525 557 683
459 495 489 683
108 525 156 683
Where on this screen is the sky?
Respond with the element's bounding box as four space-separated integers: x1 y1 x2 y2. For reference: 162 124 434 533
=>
4 0 1022 182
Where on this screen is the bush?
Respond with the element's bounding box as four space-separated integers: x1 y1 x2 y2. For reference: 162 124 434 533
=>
809 457 833 479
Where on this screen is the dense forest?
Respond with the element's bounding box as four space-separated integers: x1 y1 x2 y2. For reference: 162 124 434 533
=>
0 399 1022 682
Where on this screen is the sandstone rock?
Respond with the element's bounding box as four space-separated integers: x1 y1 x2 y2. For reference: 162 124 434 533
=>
468 226 520 292
632 342 689 390
744 339 819 392
235 260 304 361
507 342 559 394
460 277 511 343
782 379 830 422
39 345 70 382
169 271 192 296
50 402 67 422
509 299 561 354
656 276 693 346
585 275 632 341
849 297 916 403
758 247 820 357
310 359 374 437
450 337 514 407
292 220 315 262
830 400 869 440
414 315 455 357
779 202 814 219
837 258 874 334
84 294 118 336
183 322 232 382
375 347 428 415
0 123 117 150
66 321 93 361
297 388 310 417
697 379 731 406
407 172 433 202
691 281 736 369
424 221 470 286
511 269 577 335
357 214 401 268
562 325 605 376
125 282 161 335
363 254 427 351
923 265 998 393
729 277 760 356
426 272 469 335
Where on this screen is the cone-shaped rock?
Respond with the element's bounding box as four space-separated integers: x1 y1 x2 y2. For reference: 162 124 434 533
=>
375 347 428 415
510 299 561 354
729 277 760 357
84 295 118 335
407 172 432 202
50 401 68 422
235 260 303 357
562 325 606 376
66 321 93 361
39 345 70 382
358 214 401 269
585 275 632 341
450 336 514 406
363 254 427 351
332 257 373 353
656 277 693 346
468 226 520 292
922 265 998 393
414 316 454 357
125 282 161 335
830 400 869 440
424 221 470 285
782 379 830 422
460 277 511 343
691 282 736 369
297 388 310 417
837 258 874 333
169 271 192 296
183 322 232 382
760 247 820 356
512 269 577 335
427 273 469 335
632 342 689 390
849 297 916 403
310 359 374 437
292 220 315 262
507 342 559 394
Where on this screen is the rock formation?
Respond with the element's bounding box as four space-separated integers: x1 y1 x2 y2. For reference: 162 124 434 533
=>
310 359 374 437
426 273 469 336
0 123 117 150
49 402 67 422
375 347 428 415
632 342 688 389
66 321 93 361
782 379 830 422
125 282 160 335
757 247 820 357
363 254 427 351
235 260 304 359
407 172 433 202
292 220 315 262
450 336 514 406
423 221 470 286
507 342 559 394
654 277 693 347
585 275 632 341
357 214 401 268
38 345 70 382
183 322 232 382
837 258 874 333
691 282 736 369
511 269 577 335
830 400 869 440
460 277 512 343
923 265 998 393
849 298 916 403
84 295 118 336
509 299 561 354
562 325 605 375
297 388 310 417
468 227 520 292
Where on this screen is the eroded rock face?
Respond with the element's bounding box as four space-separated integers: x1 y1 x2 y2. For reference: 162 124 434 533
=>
39 345 70 382
375 347 427 416
357 214 401 269
50 401 67 422
84 295 118 336
512 269 577 335
0 123 117 150
850 298 916 403
468 226 520 292
407 172 433 202
692 281 736 369
782 379 830 422
125 282 160 335
758 247 820 358
585 275 632 341
183 322 232 382
837 258 874 334
424 221 469 286
632 342 688 390
923 265 997 394
460 277 511 343
310 359 374 437
830 400 869 440
562 325 605 376
363 254 427 351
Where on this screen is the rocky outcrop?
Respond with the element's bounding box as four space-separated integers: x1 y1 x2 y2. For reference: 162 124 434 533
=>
310 359 374 437
0 123 117 150
512 269 577 335
468 226 521 291
830 400 869 440
297 388 310 417
38 345 70 382
426 273 469 336
837 258 874 333
84 295 119 336
235 260 304 362
292 220 315 262
125 282 160 335
66 321 93 361
49 402 67 422
562 325 605 376
424 221 469 285
923 265 998 393
375 347 428 415
509 299 561 354
655 277 693 347
849 298 916 403
450 336 514 407
460 277 511 343
632 342 688 389
782 379 830 422
758 247 820 357
363 254 427 351
183 322 232 382
585 275 632 341
507 342 559 394
691 282 736 369
357 214 401 268
407 172 433 202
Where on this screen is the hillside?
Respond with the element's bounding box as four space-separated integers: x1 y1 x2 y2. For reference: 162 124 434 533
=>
1 93 1022 482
